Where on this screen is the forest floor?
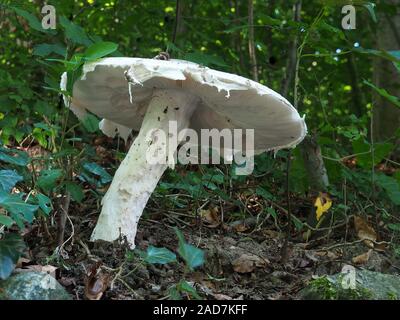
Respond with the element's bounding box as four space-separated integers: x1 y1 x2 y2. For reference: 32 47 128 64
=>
22 199 400 300
13 142 400 300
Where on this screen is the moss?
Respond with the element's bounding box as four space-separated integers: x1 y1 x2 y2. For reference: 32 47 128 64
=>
303 276 374 300
387 292 398 300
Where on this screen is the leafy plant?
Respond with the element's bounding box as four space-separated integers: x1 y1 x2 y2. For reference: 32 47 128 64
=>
0 233 25 280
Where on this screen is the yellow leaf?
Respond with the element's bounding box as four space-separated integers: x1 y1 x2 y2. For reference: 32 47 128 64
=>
314 193 332 221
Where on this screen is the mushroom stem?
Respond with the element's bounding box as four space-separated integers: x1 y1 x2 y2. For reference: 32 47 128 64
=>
90 90 197 248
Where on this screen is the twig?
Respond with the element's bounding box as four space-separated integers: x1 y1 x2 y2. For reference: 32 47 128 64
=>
57 192 71 247
318 239 389 252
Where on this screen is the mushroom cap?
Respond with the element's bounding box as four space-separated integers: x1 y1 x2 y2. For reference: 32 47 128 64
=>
62 57 307 153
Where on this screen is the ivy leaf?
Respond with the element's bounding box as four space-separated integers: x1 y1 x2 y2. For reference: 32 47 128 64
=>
0 170 23 192
0 191 39 225
81 114 99 133
0 215 14 227
37 169 63 193
65 182 84 203
177 280 202 300
59 16 92 46
376 174 400 205
35 193 52 216
83 163 112 184
364 80 400 109
175 228 205 270
0 147 29 166
84 42 118 60
0 233 25 280
143 246 177 265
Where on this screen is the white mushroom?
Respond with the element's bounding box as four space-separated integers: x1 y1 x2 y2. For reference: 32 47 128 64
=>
61 57 307 248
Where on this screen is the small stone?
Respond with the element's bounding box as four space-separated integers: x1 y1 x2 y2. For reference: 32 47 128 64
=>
0 272 71 300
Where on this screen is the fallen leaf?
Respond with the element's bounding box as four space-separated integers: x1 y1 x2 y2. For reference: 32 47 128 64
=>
84 262 110 300
262 229 283 239
352 250 373 265
354 216 377 248
200 207 220 228
213 293 233 300
15 265 57 278
15 257 30 268
315 250 341 260
59 276 76 287
232 253 269 274
233 223 250 232
314 193 332 221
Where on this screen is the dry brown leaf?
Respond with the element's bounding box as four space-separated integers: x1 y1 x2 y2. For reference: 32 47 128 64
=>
84 262 110 300
15 257 31 268
59 276 76 287
354 216 377 248
352 250 373 265
200 207 220 228
315 250 341 260
213 293 233 300
263 229 283 239
232 253 269 274
234 223 250 232
15 265 57 278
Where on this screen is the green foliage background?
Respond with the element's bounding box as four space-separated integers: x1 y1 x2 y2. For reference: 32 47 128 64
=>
0 0 399 281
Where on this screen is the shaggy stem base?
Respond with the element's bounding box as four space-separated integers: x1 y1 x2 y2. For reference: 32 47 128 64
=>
91 89 197 248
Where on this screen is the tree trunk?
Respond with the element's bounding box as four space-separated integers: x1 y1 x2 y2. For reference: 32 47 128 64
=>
373 0 400 142
282 1 329 193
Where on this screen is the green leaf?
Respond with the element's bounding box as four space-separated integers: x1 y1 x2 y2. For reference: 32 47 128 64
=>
35 193 52 216
352 139 394 169
175 228 205 270
143 246 177 265
33 43 66 57
0 233 25 280
0 170 23 192
0 147 29 166
388 223 400 232
0 191 39 225
168 286 182 300
11 7 44 33
364 80 400 109
37 169 63 193
292 215 304 231
376 174 400 205
363 2 377 23
81 114 99 133
355 48 400 63
394 62 400 74
59 16 92 46
84 42 118 60
65 182 84 203
256 186 273 200
0 215 14 227
83 163 112 184
177 280 202 300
